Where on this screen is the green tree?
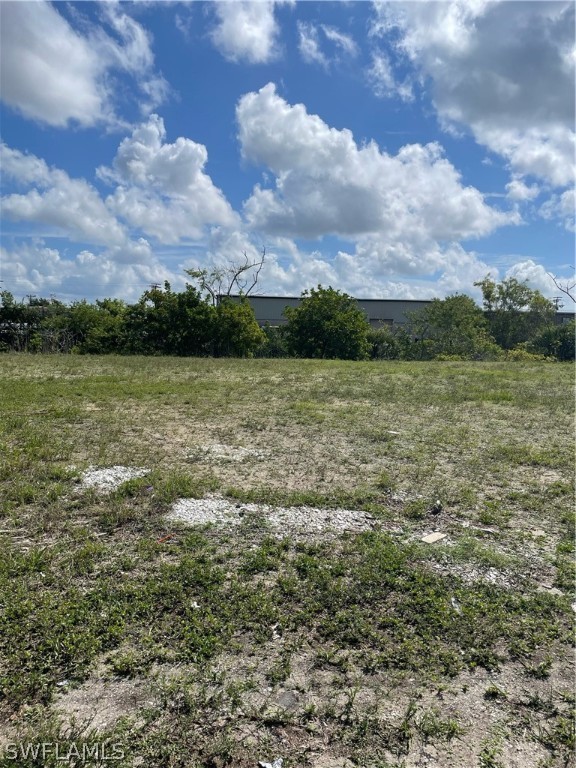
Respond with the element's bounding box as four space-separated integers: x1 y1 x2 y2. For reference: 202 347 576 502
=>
213 298 266 357
530 320 575 361
406 294 499 360
75 299 128 354
0 294 69 352
474 276 555 350
284 286 371 360
0 291 23 351
123 282 214 356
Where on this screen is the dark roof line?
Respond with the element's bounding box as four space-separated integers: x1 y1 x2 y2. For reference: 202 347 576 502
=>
227 295 434 304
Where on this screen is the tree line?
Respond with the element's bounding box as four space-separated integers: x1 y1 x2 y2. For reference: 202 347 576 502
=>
0 276 573 361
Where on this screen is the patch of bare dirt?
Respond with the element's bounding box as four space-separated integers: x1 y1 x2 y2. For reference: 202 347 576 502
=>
188 443 268 462
144 643 574 768
53 677 157 734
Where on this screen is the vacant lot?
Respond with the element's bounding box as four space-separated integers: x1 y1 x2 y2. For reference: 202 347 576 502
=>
0 355 574 768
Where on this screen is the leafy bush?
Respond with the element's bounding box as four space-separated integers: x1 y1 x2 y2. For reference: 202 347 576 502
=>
403 294 501 360
213 299 266 357
530 320 575 361
368 326 401 360
122 282 215 356
284 285 371 360
504 347 550 362
255 324 291 358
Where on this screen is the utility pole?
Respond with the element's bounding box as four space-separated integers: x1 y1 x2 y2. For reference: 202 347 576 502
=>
552 296 564 310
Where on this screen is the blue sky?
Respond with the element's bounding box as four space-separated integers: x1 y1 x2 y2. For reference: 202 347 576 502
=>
1 1 574 307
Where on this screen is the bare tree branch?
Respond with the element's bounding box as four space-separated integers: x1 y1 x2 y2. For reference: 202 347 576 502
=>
547 272 576 304
185 248 266 305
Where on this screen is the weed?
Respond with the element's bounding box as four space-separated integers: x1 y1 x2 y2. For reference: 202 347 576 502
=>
478 740 504 768
0 356 573 767
524 655 553 680
484 685 507 701
477 500 511 527
489 443 567 469
416 707 463 741
265 652 292 686
376 470 396 491
403 499 429 520
108 649 152 679
448 537 517 570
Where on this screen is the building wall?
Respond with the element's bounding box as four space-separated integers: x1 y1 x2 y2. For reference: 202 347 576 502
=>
227 295 433 327
555 311 576 325
227 295 575 328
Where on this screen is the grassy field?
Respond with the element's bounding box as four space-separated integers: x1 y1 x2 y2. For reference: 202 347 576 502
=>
0 355 574 768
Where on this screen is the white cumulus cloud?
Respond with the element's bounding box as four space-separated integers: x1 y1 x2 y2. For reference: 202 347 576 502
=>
233 83 524 300
2 114 240 256
373 1 576 188
505 178 540 202
210 2 281 64
100 114 238 243
1 144 127 246
0 240 175 304
237 83 519 242
539 189 575 232
0 1 168 127
504 259 561 297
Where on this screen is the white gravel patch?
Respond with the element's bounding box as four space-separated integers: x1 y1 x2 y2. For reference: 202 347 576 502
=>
168 495 374 536
427 560 513 589
80 466 149 492
189 444 266 462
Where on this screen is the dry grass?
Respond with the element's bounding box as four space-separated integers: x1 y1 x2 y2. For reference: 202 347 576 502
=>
0 355 573 767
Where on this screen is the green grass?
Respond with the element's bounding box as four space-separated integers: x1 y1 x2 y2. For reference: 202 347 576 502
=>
0 355 574 767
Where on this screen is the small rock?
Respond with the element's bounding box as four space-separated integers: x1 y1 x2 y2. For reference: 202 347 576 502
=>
537 585 563 596
421 532 447 544
547 587 563 596
532 529 547 537
258 759 283 768
276 690 299 710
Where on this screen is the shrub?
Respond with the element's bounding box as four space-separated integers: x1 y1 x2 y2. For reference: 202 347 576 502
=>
368 327 401 360
504 347 550 362
213 299 266 357
255 324 291 358
530 321 575 361
284 286 371 360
